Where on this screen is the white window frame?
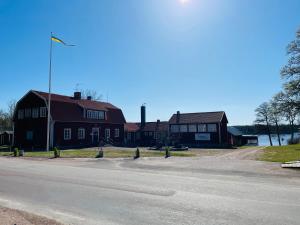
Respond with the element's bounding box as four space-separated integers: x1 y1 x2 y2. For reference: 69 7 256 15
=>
114 128 120 138
25 108 32 118
64 128 72 140
40 107 47 117
180 125 188 133
78 128 85 140
189 124 197 133
18 110 24 119
198 124 207 132
170 125 180 133
32 108 39 118
207 124 217 132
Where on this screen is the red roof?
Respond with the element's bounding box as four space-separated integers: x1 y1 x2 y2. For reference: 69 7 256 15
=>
124 123 140 132
32 90 126 124
125 121 169 132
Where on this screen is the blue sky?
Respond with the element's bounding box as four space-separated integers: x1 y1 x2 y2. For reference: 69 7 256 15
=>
0 0 299 125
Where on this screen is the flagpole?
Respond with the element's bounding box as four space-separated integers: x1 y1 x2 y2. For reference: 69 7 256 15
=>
46 32 53 152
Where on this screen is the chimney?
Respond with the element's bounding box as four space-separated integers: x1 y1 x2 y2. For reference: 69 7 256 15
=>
141 105 146 128
87 96 92 101
176 111 180 123
74 92 81 100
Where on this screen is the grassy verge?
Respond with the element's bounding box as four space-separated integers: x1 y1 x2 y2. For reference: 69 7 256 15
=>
0 148 196 159
258 144 300 163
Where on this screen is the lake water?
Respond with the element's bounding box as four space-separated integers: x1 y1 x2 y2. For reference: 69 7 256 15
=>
258 133 300 146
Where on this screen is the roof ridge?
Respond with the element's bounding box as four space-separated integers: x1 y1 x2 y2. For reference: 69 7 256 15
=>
173 111 224 115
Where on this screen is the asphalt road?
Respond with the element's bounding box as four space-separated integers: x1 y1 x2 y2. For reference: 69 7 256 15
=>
0 153 300 225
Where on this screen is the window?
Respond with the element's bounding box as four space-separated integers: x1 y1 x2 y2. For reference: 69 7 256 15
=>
189 124 197 132
170 125 179 133
40 107 47 117
78 128 85 140
64 128 72 140
198 124 207 132
144 132 148 136
25 108 31 118
32 108 39 118
18 110 24 119
149 132 153 136
207 124 217 132
114 128 120 138
87 110 105 120
180 125 188 133
26 131 33 140
105 128 110 139
97 111 105 120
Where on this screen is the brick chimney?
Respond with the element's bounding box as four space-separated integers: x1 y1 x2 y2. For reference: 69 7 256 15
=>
141 105 146 128
74 92 81 100
176 111 180 123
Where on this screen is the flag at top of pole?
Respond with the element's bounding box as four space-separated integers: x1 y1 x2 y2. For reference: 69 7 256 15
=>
51 35 76 46
46 33 75 152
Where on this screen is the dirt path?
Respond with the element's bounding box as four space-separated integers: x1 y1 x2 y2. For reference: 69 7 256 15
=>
0 206 63 225
213 147 265 160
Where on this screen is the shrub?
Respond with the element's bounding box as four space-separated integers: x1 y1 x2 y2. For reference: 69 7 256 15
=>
13 148 19 157
134 148 140 159
165 147 171 158
96 148 104 158
19 150 24 157
53 147 60 158
288 137 300 145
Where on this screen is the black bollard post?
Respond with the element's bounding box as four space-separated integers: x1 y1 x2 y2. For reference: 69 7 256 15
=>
134 148 140 160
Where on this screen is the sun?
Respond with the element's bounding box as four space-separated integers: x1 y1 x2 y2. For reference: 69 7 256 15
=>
180 0 189 4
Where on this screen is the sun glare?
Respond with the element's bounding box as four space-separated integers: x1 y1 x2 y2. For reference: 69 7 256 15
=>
180 0 189 4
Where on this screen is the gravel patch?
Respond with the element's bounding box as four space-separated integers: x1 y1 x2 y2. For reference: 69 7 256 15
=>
0 206 63 225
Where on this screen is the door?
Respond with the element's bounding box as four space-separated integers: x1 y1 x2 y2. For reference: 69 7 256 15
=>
92 128 99 146
105 128 110 142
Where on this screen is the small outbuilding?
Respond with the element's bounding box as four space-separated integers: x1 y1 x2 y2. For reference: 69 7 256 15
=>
0 131 13 146
227 127 258 146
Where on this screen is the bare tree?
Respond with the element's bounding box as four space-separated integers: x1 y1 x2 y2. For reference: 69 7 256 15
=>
281 27 300 112
7 100 16 129
270 95 283 146
274 92 298 143
80 89 103 101
255 102 273 146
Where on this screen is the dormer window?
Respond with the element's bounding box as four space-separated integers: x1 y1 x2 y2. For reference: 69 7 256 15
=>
87 110 105 120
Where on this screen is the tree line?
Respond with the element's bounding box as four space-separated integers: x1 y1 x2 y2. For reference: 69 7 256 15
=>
255 27 300 146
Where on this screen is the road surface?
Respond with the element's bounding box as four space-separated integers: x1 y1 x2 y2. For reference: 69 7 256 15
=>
0 150 300 225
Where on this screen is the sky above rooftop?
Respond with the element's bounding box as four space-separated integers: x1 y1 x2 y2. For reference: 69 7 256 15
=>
0 0 300 125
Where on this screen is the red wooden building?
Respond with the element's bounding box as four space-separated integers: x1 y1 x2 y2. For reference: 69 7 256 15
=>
169 111 229 147
13 90 126 150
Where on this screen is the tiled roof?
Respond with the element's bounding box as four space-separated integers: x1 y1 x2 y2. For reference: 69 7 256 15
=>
32 90 126 124
125 121 169 132
169 111 227 124
124 123 140 132
34 91 118 111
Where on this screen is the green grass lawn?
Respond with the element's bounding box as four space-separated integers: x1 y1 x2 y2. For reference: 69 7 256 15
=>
258 144 300 163
0 148 196 159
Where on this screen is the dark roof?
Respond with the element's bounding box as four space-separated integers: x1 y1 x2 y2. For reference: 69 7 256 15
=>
31 90 126 124
125 121 169 132
141 121 169 132
227 127 242 136
169 111 227 124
